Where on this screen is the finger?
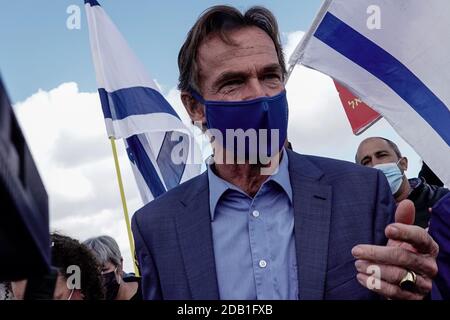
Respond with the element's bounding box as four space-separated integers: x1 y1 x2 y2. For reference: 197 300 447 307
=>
354 260 432 295
385 223 439 256
356 273 424 300
395 199 415 225
352 245 438 278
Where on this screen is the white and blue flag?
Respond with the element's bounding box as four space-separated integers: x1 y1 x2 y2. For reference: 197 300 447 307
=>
290 0 450 186
85 0 201 203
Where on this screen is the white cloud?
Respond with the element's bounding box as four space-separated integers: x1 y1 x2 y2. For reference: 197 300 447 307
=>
13 30 423 272
283 30 305 61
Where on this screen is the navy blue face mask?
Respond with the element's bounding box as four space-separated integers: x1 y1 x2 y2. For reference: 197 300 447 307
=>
190 90 289 160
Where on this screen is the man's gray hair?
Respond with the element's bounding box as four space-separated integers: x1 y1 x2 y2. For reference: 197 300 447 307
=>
83 235 122 267
177 5 286 92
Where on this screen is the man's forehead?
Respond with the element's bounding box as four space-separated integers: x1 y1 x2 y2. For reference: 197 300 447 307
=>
359 138 394 156
197 27 278 68
205 45 277 64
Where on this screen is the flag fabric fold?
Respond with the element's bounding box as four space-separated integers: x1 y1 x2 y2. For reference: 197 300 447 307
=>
85 0 201 203
290 0 450 185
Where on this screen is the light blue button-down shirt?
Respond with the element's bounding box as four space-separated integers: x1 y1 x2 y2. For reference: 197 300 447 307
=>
207 150 298 300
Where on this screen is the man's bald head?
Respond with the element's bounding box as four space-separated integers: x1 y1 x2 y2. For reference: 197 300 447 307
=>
356 137 403 167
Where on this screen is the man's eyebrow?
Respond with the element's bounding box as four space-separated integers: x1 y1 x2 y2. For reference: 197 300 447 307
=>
259 64 283 75
359 149 390 164
359 155 371 164
212 64 283 90
212 71 248 90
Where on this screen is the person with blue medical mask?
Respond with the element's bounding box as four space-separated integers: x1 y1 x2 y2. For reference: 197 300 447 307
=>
356 137 409 198
356 137 449 228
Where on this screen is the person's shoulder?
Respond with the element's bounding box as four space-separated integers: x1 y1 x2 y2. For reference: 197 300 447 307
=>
428 183 449 195
287 151 390 210
423 179 450 203
133 172 208 224
287 150 378 180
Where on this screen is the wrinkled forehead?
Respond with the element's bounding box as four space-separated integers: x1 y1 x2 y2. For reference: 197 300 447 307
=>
208 45 277 63
197 27 279 72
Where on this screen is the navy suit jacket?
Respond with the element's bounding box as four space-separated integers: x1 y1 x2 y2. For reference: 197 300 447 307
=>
132 150 395 300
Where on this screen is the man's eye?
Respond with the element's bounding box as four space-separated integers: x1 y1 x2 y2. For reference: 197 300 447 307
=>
222 79 243 88
263 74 281 81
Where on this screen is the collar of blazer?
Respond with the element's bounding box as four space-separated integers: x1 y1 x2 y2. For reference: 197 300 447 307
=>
175 150 332 300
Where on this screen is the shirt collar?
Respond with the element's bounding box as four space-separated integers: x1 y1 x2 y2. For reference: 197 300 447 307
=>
207 148 293 221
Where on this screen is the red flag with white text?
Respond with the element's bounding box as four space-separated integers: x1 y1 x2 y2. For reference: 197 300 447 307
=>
334 80 382 135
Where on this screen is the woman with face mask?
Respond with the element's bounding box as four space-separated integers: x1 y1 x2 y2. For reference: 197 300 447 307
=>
84 236 142 300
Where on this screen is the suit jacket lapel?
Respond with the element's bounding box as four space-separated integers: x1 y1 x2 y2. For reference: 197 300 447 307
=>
287 151 332 300
175 173 220 299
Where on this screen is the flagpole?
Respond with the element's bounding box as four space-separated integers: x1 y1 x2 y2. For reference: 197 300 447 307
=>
109 137 140 276
284 64 296 84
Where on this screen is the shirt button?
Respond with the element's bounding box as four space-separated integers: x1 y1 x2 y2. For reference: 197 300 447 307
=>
259 260 267 268
252 210 260 218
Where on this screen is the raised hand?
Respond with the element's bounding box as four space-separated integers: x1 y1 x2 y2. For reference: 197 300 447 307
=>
352 200 439 299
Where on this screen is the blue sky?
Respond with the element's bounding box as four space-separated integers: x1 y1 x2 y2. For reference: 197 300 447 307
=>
0 0 322 103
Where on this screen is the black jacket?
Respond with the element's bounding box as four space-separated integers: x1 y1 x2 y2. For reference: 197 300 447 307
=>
408 178 449 228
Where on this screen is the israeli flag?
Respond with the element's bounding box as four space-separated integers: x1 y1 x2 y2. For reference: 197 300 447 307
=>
290 0 450 186
85 0 201 203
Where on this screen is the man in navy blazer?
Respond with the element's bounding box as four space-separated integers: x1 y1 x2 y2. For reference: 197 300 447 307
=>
132 5 438 300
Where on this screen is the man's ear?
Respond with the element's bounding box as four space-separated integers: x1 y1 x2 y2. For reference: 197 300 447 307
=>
181 91 206 127
399 157 408 172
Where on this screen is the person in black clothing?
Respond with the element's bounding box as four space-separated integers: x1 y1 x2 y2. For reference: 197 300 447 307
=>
356 137 449 228
419 162 445 187
84 236 142 300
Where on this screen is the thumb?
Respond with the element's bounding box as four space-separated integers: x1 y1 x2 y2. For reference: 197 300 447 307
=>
395 199 415 225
